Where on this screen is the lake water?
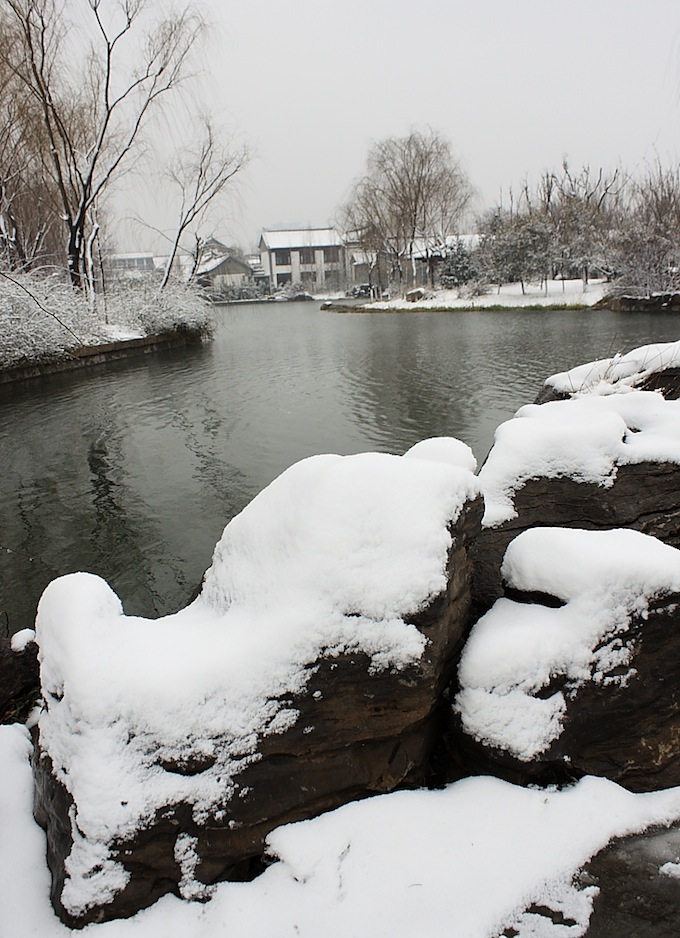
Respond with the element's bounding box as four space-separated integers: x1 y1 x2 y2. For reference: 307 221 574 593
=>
2 300 679 635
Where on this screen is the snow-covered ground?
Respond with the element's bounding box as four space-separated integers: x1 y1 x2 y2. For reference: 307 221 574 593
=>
366 278 608 310
3 723 680 938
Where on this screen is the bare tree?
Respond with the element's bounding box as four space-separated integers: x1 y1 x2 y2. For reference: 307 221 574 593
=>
0 47 63 269
611 162 680 295
548 161 623 288
159 119 249 290
342 130 472 292
0 0 203 294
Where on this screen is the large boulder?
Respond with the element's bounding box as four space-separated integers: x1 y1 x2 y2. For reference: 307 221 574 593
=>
473 340 680 615
451 526 680 792
31 442 482 926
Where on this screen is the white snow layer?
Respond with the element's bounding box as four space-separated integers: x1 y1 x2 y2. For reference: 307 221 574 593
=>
480 339 680 528
34 447 479 915
479 390 680 527
3 723 680 938
546 339 680 396
456 526 680 760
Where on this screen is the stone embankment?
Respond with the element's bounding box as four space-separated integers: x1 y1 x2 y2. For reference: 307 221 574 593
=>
0 328 206 386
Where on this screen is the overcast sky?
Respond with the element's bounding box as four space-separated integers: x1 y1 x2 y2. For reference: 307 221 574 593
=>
122 0 680 252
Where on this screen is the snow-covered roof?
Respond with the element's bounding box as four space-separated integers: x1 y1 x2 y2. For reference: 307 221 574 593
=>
260 228 344 250
411 234 480 260
195 252 252 277
350 249 375 266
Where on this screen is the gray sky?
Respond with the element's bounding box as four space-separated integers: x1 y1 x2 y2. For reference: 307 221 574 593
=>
123 0 680 252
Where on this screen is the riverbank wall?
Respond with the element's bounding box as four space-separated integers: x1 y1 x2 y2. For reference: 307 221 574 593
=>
0 327 206 386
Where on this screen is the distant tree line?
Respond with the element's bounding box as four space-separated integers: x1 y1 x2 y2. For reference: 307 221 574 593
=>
468 161 680 297
343 131 680 298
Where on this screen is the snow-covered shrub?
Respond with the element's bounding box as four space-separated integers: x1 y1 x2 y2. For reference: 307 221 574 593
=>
0 272 109 367
103 279 213 338
0 272 213 369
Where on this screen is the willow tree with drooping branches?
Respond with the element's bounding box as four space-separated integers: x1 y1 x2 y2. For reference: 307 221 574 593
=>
342 129 472 292
0 0 203 296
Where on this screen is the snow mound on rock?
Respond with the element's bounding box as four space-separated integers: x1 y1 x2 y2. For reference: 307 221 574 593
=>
456 526 680 760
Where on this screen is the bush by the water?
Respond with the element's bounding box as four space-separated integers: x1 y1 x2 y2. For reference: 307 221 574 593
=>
0 274 213 369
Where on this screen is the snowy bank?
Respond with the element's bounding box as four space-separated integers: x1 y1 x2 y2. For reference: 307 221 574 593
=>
363 278 608 311
0 275 213 378
32 445 481 924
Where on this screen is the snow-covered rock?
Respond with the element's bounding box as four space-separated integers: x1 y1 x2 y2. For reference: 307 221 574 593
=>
473 340 680 615
0 631 38 724
539 339 680 401
31 445 482 925
454 526 680 792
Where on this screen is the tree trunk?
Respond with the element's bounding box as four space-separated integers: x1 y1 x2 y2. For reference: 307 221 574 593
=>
67 224 84 291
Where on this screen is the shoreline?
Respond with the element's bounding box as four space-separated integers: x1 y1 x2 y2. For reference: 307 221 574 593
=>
323 301 597 313
0 328 206 387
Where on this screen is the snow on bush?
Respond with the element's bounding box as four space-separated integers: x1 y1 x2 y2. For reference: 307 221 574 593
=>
479 391 680 527
104 279 213 338
455 526 680 760
35 446 479 915
0 272 212 369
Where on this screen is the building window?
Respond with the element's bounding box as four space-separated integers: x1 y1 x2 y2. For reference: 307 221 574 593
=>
299 248 315 265
300 271 315 283
324 247 339 263
325 270 340 289
275 250 291 266
276 272 291 286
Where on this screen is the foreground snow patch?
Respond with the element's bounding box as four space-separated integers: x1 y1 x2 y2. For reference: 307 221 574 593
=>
3 724 680 938
35 447 479 915
456 526 680 759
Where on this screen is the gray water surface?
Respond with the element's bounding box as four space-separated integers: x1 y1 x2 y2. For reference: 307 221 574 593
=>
2 301 679 634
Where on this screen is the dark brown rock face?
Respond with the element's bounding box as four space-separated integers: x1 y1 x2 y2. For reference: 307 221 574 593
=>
581 822 680 938
475 344 680 617
472 461 680 618
33 494 483 927
447 586 680 793
0 635 39 723
497 821 680 938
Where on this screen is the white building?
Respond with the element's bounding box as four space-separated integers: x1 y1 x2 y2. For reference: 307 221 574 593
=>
259 228 346 292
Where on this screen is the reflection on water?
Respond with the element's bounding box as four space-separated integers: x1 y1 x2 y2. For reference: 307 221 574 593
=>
1 301 679 634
